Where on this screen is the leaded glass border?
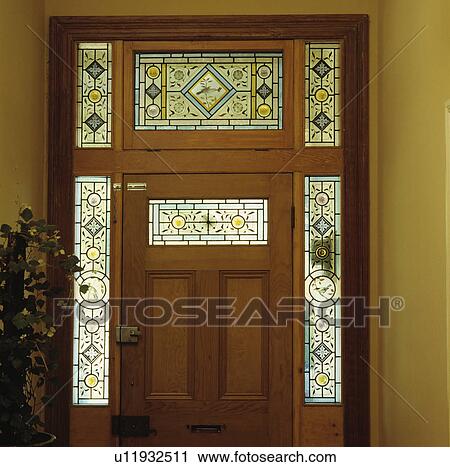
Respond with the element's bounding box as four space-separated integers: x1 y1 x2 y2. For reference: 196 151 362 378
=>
73 176 111 405
76 43 112 148
135 51 283 130
304 176 341 404
305 43 341 146
149 198 268 245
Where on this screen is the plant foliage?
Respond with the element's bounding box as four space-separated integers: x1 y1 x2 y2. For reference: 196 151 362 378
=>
0 208 83 445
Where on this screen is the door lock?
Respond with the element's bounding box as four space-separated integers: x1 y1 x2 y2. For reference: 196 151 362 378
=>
115 326 141 343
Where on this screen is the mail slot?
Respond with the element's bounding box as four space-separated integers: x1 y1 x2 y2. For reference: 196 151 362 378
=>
188 424 225 433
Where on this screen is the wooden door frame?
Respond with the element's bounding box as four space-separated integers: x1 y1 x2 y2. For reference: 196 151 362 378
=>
47 15 369 446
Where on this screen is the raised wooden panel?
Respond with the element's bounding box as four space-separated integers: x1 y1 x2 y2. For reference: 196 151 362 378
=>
219 271 269 399
145 272 195 399
300 406 344 446
70 407 112 446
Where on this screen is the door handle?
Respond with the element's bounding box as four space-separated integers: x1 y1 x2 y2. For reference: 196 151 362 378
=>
188 424 225 433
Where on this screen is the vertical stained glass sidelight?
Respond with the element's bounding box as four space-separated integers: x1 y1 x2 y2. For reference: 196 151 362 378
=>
73 176 111 405
76 43 112 148
305 43 341 146
304 176 341 403
135 51 283 130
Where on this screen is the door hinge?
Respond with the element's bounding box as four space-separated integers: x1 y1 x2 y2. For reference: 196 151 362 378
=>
115 326 141 343
291 205 296 229
112 415 153 437
126 182 147 191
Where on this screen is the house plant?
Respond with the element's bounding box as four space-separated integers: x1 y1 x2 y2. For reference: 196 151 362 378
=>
0 207 83 446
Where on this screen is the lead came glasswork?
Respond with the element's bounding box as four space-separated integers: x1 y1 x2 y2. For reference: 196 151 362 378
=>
76 43 112 147
304 176 341 403
73 176 111 405
305 43 341 146
135 52 283 130
149 199 268 245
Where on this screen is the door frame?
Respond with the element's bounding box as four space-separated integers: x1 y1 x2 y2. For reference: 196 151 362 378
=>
47 15 369 446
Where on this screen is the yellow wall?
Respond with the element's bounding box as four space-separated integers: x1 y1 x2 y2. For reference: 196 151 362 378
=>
1 0 448 446
378 0 450 446
0 0 45 224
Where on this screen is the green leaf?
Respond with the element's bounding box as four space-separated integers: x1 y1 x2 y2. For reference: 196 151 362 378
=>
20 208 33 222
11 358 22 369
0 224 11 234
79 284 90 294
12 312 29 329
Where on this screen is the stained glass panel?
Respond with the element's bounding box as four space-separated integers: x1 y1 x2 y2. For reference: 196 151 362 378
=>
135 52 283 130
149 199 268 245
304 176 341 403
76 43 112 148
305 43 341 146
73 176 111 405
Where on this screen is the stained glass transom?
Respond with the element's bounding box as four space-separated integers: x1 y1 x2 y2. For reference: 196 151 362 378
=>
149 199 268 245
135 52 283 130
305 43 341 146
305 176 341 403
76 43 112 148
73 176 111 405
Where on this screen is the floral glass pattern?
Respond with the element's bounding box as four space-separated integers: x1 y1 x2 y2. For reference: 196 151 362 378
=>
305 43 341 146
135 52 283 130
73 176 111 405
149 199 268 245
76 43 112 148
304 176 341 403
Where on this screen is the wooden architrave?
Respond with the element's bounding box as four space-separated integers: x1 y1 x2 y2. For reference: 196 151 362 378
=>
48 15 369 446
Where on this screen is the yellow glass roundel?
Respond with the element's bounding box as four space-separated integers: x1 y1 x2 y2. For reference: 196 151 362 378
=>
257 104 271 118
146 104 160 118
315 246 329 259
147 66 160 79
85 374 98 388
257 65 271 79
88 89 102 103
231 215 246 229
315 318 330 332
315 373 329 387
315 88 329 102
171 215 186 230
86 247 100 260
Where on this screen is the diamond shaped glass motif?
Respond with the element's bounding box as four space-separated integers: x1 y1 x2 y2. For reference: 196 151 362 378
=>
312 112 332 131
81 343 101 363
313 216 332 235
257 83 272 99
312 59 332 78
85 113 106 132
146 83 161 99
84 217 103 236
86 60 106 80
312 343 332 362
187 70 231 112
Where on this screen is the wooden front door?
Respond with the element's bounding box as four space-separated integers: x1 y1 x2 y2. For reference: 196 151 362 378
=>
121 173 293 446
